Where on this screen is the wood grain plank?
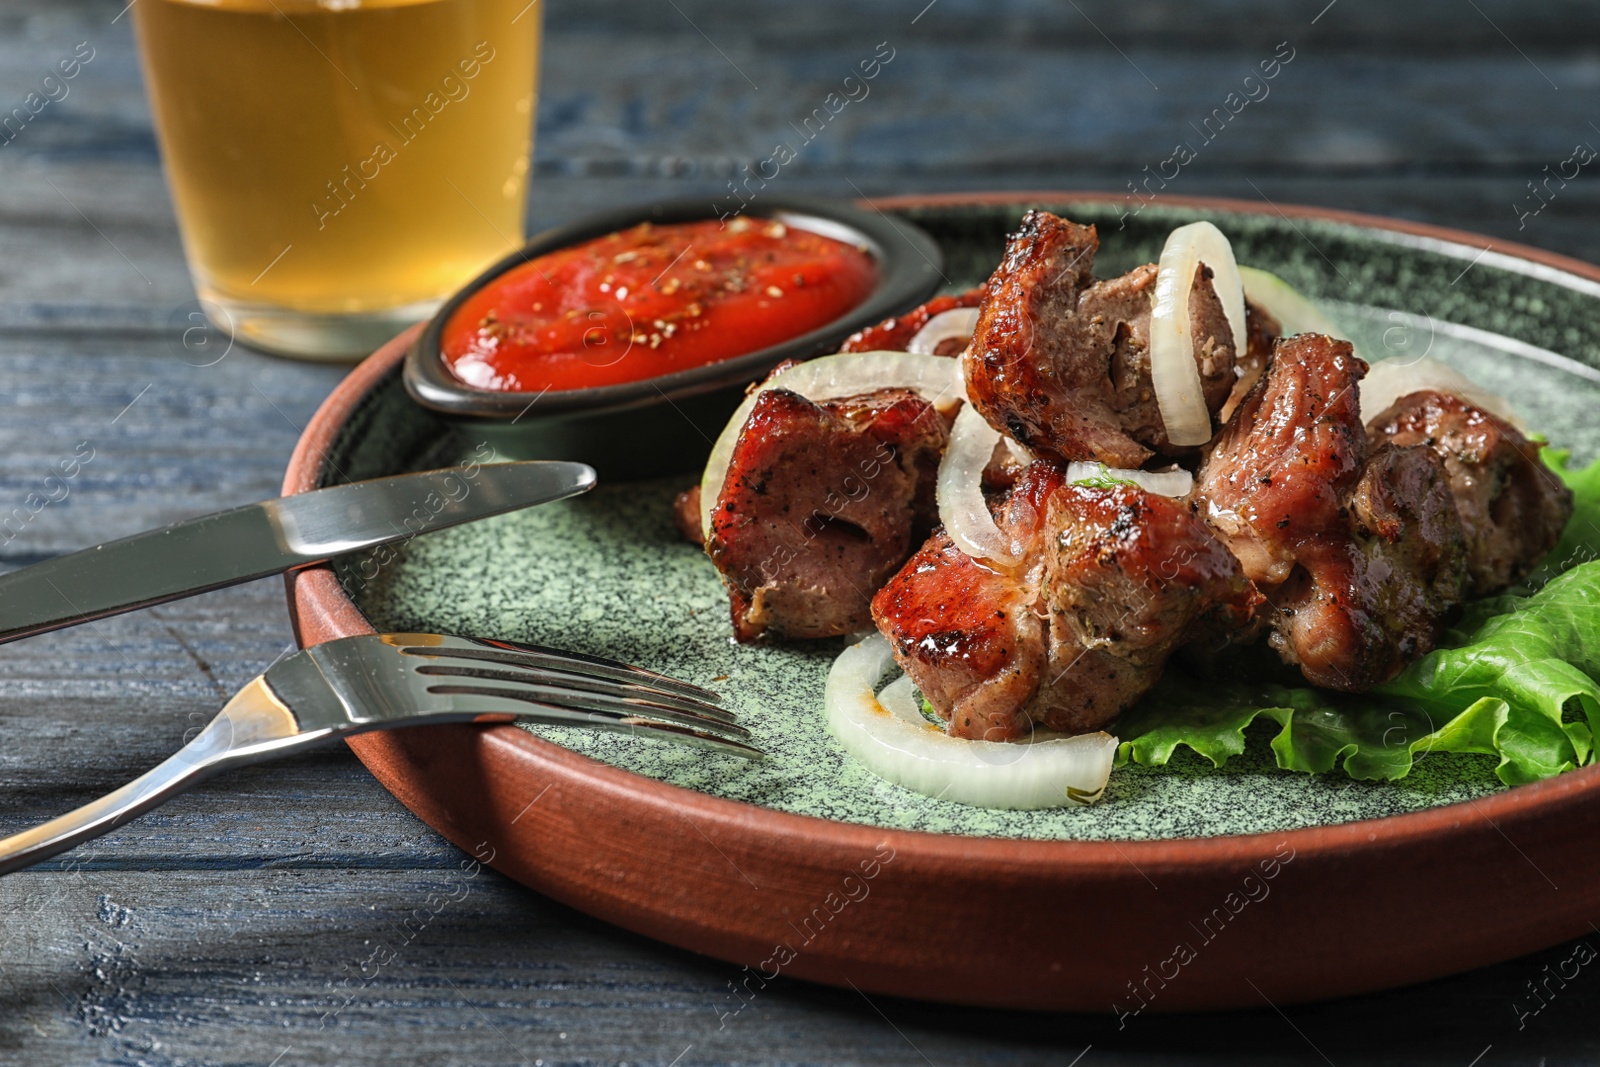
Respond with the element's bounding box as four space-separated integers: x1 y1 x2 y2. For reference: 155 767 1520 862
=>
0 334 343 550
4 165 1600 321
546 0 1600 54
11 0 1600 60
532 44 1598 175
1 1 1597 318
1 866 1594 1066
3 5 1597 176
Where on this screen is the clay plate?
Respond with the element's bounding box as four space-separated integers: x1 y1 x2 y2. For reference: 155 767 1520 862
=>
284 193 1600 1013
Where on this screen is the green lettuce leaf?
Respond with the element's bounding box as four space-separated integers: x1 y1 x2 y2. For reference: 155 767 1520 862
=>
1114 452 1600 785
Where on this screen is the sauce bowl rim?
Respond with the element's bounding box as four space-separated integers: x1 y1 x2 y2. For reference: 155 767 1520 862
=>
402 195 946 421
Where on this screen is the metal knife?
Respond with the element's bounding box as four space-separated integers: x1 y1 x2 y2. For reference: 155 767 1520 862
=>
0 460 596 645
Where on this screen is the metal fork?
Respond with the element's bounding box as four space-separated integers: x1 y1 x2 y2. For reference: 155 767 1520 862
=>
0 633 758 876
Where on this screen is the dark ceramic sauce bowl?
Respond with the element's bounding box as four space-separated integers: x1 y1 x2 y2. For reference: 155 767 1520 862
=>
402 196 945 479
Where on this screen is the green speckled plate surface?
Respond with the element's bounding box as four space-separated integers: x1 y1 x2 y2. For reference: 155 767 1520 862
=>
321 198 1600 844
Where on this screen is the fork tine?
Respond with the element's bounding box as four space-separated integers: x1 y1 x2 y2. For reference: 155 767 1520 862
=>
391 635 721 703
411 663 740 724
419 677 752 740
560 716 763 759
423 685 763 759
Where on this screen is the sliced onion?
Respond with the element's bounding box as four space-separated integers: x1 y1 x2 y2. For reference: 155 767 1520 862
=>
1360 356 1523 428
1150 222 1246 447
937 402 1021 564
1237 265 1352 347
825 634 1118 810
1003 437 1033 466
1065 461 1193 497
907 307 980 355
699 351 963 537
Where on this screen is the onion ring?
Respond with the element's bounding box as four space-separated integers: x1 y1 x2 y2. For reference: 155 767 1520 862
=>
907 307 980 355
937 401 1021 563
1150 222 1246 447
825 634 1118 810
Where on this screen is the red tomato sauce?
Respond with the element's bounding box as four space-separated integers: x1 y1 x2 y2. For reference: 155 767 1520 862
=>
442 218 879 392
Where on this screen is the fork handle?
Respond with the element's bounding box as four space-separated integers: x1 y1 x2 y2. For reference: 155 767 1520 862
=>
0 676 315 876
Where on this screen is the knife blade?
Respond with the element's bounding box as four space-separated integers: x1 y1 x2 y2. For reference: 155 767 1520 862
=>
0 460 596 645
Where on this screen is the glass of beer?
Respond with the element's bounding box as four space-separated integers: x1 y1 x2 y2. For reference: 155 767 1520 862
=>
131 0 541 361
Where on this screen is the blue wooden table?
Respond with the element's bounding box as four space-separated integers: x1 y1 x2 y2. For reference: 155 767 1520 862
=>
2 1 1598 1063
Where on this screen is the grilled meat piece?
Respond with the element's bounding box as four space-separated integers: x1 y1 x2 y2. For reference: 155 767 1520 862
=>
672 484 704 545
1196 333 1369 587
1273 443 1470 690
872 462 1262 739
838 288 987 355
1368 389 1573 594
963 210 1248 468
1039 480 1265 731
1221 301 1283 423
871 502 1053 742
1196 334 1473 690
981 438 1030 493
672 287 989 549
706 386 950 641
